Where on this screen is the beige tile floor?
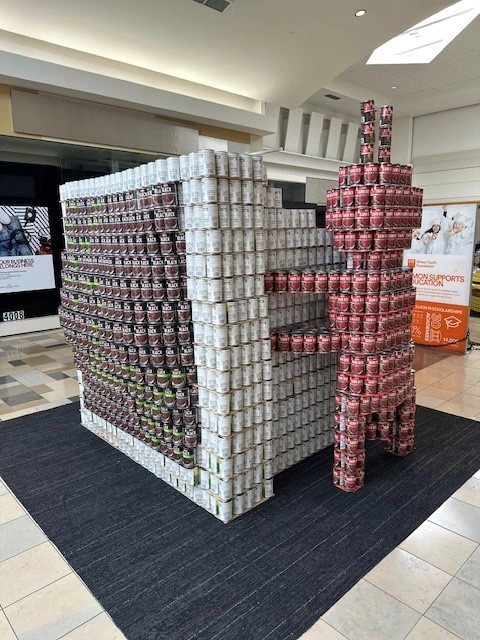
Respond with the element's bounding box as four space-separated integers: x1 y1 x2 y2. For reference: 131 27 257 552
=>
0 327 479 640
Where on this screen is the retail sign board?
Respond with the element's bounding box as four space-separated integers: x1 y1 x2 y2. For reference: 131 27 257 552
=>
404 204 477 353
0 205 55 294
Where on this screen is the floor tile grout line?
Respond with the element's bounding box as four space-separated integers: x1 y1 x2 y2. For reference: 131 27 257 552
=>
362 573 447 617
55 610 107 640
0 607 19 640
0 539 47 565
1 569 75 612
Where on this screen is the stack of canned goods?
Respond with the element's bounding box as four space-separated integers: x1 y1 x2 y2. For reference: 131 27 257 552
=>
329 101 420 492
267 202 341 475
182 150 274 521
59 163 200 472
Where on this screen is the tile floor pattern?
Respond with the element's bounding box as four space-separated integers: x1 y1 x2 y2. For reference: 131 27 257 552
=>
0 328 479 640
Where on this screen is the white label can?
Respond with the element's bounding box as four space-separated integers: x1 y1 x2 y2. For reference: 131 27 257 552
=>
215 151 229 177
190 178 202 204
253 205 264 227
232 229 244 252
242 205 253 228
232 431 245 454
217 412 232 436
208 279 223 302
244 252 256 275
247 297 258 319
262 360 272 382
188 152 199 179
243 385 253 408
241 343 252 365
217 178 229 203
231 410 244 432
254 182 265 205
234 276 244 299
206 255 222 279
228 323 240 346
243 229 255 252
218 203 230 227
216 370 230 394
240 322 250 344
236 299 248 322
244 447 254 470
250 323 260 344
230 344 242 368
194 344 206 366
229 180 242 204
221 254 234 278
252 156 264 181
205 346 216 369
213 325 228 348
206 229 222 253
244 276 255 298
230 367 243 390
244 427 254 450
217 478 233 501
253 382 263 404
194 254 206 278
241 180 254 204
252 361 263 383
202 204 219 229
231 389 244 411
233 452 245 475
262 460 273 480
217 392 231 415
179 155 190 181
222 229 233 252
242 364 253 387
216 348 231 371
233 493 245 515
194 229 206 253
217 434 231 457
228 153 241 178
244 468 254 492
233 252 244 275
240 153 253 179
253 423 263 445
253 276 263 297
253 463 263 484
223 278 234 301
211 302 227 325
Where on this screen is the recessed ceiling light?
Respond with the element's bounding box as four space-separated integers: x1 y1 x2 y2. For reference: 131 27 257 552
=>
391 85 397 89
355 9 366 17
366 0 480 65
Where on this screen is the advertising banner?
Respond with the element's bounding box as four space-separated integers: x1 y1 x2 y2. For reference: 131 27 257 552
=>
405 204 477 353
0 205 55 294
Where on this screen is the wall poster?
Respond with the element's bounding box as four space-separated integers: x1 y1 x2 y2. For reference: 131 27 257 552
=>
404 204 477 353
0 204 55 294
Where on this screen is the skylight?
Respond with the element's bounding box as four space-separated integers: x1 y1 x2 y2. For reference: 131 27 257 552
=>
366 0 480 65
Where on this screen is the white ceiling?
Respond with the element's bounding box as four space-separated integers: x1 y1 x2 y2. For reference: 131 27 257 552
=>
0 0 456 113
308 11 480 118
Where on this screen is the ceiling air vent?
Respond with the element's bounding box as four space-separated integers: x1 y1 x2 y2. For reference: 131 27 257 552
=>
324 94 341 101
192 0 233 13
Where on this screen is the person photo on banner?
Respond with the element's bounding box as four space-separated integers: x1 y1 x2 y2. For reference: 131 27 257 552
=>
410 229 426 254
444 212 474 256
422 218 446 255
0 211 33 257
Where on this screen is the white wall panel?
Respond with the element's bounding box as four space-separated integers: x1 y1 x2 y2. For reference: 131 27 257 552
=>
342 122 358 163
325 117 343 160
305 111 325 157
284 108 304 153
412 105 480 157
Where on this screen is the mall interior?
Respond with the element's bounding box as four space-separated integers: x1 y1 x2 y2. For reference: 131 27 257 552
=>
0 1 480 639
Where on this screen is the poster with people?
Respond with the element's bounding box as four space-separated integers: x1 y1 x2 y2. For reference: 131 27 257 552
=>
405 204 478 353
0 205 55 294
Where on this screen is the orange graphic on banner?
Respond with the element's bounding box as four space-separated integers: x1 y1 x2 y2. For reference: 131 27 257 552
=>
411 302 469 353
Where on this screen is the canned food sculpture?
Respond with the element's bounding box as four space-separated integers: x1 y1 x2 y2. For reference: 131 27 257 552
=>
329 102 419 492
